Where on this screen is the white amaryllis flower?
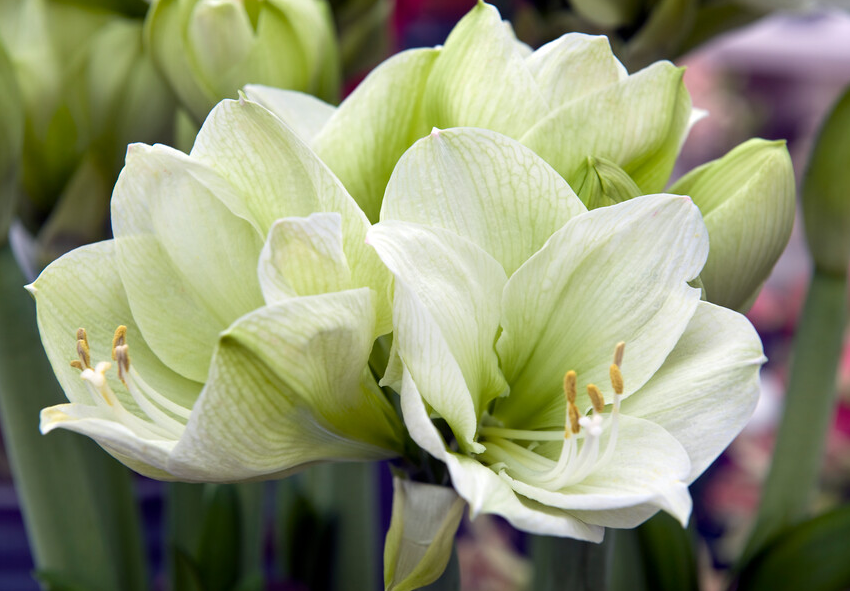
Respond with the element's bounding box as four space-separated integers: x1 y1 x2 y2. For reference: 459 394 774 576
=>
367 128 765 540
29 97 401 481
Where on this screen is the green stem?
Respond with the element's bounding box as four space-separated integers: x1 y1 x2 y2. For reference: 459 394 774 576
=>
236 482 266 580
531 532 615 591
741 269 848 565
304 462 380 591
0 246 147 591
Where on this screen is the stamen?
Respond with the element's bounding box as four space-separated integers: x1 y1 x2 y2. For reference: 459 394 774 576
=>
613 341 625 367
609 364 623 396
563 370 577 403
70 360 83 370
112 325 127 359
76 336 91 369
568 402 581 434
587 384 605 413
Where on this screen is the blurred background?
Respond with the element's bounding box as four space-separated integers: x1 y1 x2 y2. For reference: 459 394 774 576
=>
2 1 850 589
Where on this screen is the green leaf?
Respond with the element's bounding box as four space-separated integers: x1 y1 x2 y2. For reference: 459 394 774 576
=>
197 485 241 591
737 505 850 591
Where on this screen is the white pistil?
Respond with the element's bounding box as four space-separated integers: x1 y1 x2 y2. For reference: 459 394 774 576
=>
483 341 627 492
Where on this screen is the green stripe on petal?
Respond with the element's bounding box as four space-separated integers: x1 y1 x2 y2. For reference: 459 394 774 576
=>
368 222 507 449
169 289 402 481
313 47 439 223
621 301 764 482
495 194 707 429
521 61 692 193
112 144 265 382
381 127 586 277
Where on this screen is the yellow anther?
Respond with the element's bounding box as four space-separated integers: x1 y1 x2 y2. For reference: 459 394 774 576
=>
111 325 127 359
587 384 605 413
76 328 88 343
70 360 83 370
76 338 91 369
609 364 623 395
568 402 581 434
564 370 577 404
613 341 625 367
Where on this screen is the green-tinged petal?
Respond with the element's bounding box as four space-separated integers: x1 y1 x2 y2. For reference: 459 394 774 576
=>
574 156 643 210
670 139 795 311
622 302 764 481
525 34 626 110
498 415 692 527
521 61 691 193
398 367 603 541
112 143 265 382
384 478 465 591
29 240 202 411
258 212 352 303
313 48 439 223
381 127 586 276
189 98 392 332
242 84 336 144
495 194 707 429
424 1 548 139
169 289 401 481
40 403 177 480
368 222 507 449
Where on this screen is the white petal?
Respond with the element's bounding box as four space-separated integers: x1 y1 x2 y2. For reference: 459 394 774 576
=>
381 127 586 276
242 85 336 144
621 301 765 481
368 222 507 449
258 212 352 303
169 289 401 481
111 143 264 381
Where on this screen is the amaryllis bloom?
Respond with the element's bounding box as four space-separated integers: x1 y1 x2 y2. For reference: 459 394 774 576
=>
367 128 765 540
29 98 401 481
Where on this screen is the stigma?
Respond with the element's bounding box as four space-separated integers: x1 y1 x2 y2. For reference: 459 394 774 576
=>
71 326 190 439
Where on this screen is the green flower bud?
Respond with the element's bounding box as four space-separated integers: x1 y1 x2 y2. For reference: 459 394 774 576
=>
803 85 850 276
670 138 795 311
573 156 642 210
384 478 465 591
145 0 340 124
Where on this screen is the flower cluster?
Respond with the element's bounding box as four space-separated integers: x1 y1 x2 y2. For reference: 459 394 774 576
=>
31 2 781 585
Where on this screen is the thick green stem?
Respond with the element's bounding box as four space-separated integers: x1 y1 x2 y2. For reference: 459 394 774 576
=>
742 269 848 564
304 462 380 591
531 532 614 591
0 246 147 591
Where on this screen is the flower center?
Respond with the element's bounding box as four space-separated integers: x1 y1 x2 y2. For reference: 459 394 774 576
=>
478 342 625 491
71 327 191 440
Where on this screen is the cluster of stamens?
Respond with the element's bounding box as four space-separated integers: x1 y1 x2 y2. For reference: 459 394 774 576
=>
71 327 190 439
480 342 626 492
